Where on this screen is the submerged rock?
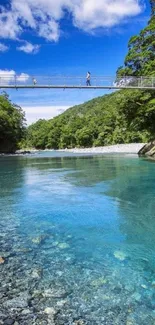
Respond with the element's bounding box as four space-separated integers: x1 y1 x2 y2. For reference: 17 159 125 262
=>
4 319 15 325
44 307 56 315
131 292 141 302
31 268 43 279
126 320 134 325
21 309 31 315
0 257 5 264
58 242 70 249
91 277 107 287
43 288 68 298
16 247 32 253
31 234 48 245
114 250 127 261
44 307 57 324
52 241 59 247
73 320 85 325
4 292 30 309
56 299 67 307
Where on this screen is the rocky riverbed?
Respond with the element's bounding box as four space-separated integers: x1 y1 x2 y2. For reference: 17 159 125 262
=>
1 215 155 325
1 153 155 325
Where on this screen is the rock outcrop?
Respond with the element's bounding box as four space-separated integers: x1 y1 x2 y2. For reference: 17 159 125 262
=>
138 141 155 157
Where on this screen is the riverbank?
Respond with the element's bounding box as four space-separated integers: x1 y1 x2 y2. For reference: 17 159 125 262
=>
59 143 146 154
0 143 146 156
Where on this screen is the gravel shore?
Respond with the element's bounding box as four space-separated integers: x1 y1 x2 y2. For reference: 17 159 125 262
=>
61 143 146 154
13 143 146 156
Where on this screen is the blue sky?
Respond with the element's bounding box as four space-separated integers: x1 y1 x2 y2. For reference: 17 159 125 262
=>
0 0 151 124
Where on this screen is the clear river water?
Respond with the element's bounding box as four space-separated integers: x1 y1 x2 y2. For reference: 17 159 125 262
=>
0 152 155 325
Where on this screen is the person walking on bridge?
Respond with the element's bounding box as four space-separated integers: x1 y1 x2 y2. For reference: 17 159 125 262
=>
32 77 37 85
86 71 91 86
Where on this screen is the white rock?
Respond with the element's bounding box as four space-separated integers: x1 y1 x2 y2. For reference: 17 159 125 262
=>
44 307 56 315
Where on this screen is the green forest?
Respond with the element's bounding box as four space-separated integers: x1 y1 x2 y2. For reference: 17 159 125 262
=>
0 0 155 152
25 89 155 149
0 93 26 153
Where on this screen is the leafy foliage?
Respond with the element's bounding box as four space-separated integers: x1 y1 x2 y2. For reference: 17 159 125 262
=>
117 5 155 76
25 89 155 149
0 93 26 153
150 0 155 16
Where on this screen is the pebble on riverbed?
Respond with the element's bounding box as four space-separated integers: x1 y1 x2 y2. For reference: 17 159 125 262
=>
73 320 85 325
44 307 56 315
91 276 107 287
0 256 5 264
31 234 48 245
114 250 127 261
31 268 43 279
58 242 70 249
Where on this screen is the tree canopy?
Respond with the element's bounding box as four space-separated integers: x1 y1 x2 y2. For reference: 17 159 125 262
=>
25 89 155 149
117 3 155 76
0 93 26 153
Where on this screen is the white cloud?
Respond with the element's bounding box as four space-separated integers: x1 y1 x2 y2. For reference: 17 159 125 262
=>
0 43 9 52
23 105 70 124
0 70 29 84
38 19 60 42
16 73 30 82
0 9 22 39
0 70 16 84
17 42 40 54
72 0 143 31
0 0 143 43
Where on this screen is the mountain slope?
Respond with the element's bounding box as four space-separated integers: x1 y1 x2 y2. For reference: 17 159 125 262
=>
26 89 155 149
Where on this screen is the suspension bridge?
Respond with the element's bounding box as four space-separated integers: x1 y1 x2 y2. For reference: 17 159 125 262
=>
0 75 155 90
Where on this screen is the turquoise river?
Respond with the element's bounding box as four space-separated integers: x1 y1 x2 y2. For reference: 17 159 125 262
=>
0 152 155 325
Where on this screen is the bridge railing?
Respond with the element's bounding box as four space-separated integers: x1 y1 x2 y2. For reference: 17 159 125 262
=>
0 75 155 88
0 76 116 87
114 76 155 88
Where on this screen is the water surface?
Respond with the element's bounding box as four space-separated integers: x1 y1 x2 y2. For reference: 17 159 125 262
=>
0 152 155 324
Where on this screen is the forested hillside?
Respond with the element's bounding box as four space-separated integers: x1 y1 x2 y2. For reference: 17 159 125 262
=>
25 89 155 149
24 0 155 149
0 93 25 153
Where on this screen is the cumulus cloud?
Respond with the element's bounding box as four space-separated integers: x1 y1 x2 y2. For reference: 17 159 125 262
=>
0 43 9 52
0 9 22 39
0 70 29 84
16 72 30 82
72 0 143 31
17 42 40 54
0 0 143 43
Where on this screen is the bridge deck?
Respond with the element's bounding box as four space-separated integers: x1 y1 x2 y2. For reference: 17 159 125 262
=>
0 75 155 90
1 85 155 90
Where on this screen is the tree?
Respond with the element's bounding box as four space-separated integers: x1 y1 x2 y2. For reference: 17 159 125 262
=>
0 93 26 153
150 0 155 16
117 1 155 76
26 119 50 149
75 127 94 147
